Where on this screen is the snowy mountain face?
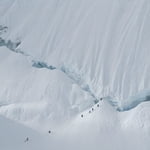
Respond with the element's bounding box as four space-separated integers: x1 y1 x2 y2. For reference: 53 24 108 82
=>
0 0 150 149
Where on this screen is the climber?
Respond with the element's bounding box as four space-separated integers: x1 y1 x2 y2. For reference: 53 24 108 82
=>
92 108 94 111
81 114 83 118
48 130 51 134
100 98 103 101
24 137 29 142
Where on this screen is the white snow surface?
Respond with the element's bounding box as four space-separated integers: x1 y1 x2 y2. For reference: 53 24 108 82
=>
0 101 150 150
1 0 150 101
0 0 150 149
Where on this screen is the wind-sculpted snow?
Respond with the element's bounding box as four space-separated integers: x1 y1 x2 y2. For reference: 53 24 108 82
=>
0 38 99 105
0 0 149 104
60 65 99 104
0 26 99 107
1 0 150 97
1 30 150 112
0 1 150 149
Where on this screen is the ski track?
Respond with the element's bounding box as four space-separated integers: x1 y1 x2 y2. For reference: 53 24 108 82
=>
0 25 150 112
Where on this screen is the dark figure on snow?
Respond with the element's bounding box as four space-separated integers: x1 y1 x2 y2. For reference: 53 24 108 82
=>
100 98 103 101
92 108 94 111
48 130 51 134
24 137 29 142
81 114 83 118
97 104 99 107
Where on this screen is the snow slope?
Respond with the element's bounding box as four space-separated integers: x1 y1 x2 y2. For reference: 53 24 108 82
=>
1 101 150 150
0 0 150 149
0 47 96 130
0 0 150 108
59 100 150 150
0 115 52 150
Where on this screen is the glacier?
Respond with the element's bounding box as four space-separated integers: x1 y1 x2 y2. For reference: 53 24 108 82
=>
0 0 150 149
